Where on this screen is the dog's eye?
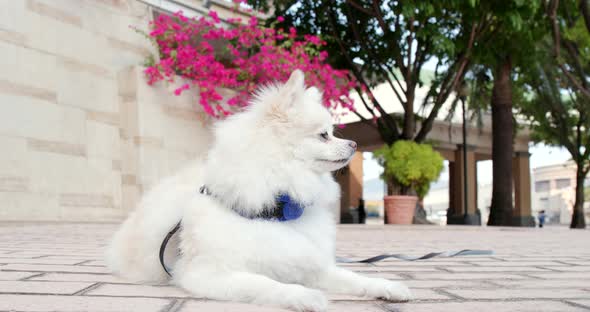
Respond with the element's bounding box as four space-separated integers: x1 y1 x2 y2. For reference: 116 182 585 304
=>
319 131 329 140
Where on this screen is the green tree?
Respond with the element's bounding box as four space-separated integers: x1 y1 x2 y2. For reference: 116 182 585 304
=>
518 0 590 229
462 1 545 226
259 1 488 145
249 1 491 222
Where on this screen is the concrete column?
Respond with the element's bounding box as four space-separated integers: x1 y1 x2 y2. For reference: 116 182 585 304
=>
447 145 481 225
335 151 363 223
512 152 535 226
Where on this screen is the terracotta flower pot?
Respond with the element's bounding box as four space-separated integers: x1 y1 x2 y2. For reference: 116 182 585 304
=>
384 195 418 224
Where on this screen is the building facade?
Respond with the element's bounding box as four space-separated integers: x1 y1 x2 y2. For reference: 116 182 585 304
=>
532 162 590 225
0 0 249 221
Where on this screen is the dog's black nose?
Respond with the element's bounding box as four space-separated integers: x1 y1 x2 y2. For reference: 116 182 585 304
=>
349 141 357 150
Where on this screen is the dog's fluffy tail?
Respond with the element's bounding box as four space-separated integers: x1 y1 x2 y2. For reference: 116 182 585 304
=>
105 160 203 284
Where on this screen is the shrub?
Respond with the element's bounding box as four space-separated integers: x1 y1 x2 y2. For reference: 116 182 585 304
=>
141 11 356 118
373 140 444 198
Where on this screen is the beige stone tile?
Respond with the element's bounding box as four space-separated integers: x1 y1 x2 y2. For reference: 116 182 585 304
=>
0 176 29 192
27 138 86 157
445 266 550 272
107 37 151 57
0 280 93 294
86 120 120 159
133 136 164 149
402 280 489 289
386 301 587 312
122 174 137 185
359 272 405 280
540 266 590 272
87 283 190 298
409 272 528 280
0 258 86 265
0 294 171 312
59 193 114 208
56 63 118 113
179 300 290 312
498 279 590 289
329 289 448 301
0 271 38 281
86 110 121 127
0 93 86 145
0 192 60 221
0 79 56 103
61 57 112 79
112 159 122 171
0 29 27 46
59 206 126 222
445 288 590 300
1 263 110 273
0 136 28 177
472 261 567 267
567 300 590 309
528 272 590 279
354 266 442 272
26 0 82 27
328 302 387 312
29 273 125 283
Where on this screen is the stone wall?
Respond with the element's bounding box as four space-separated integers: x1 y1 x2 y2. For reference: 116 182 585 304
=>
0 1 212 221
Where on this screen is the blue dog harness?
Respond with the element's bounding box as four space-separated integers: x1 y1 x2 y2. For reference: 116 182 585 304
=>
159 185 306 276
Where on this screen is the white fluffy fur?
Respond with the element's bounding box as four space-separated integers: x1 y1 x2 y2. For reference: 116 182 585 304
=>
106 70 411 311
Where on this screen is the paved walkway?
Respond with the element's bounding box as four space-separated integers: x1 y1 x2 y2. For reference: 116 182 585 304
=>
0 223 589 312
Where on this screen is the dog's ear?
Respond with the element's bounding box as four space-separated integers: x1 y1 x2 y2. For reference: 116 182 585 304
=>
265 70 305 121
280 70 305 108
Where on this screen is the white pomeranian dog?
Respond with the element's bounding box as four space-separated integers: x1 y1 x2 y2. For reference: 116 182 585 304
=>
106 70 411 311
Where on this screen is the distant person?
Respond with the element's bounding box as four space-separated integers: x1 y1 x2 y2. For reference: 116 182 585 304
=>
538 210 546 228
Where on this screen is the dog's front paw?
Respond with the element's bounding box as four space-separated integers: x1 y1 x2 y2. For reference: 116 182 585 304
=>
281 285 328 312
365 279 412 302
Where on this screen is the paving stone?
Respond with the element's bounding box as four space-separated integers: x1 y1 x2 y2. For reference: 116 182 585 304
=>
1 263 110 273
386 301 588 312
87 283 190 297
472 261 567 267
409 272 528 280
29 272 127 283
356 272 405 280
0 271 38 280
566 300 590 309
328 302 388 312
0 280 93 294
539 266 590 272
445 288 590 300
1 223 589 311
402 280 490 289
498 279 590 289
528 272 590 279
179 300 290 311
0 257 86 265
0 294 171 312
445 266 551 272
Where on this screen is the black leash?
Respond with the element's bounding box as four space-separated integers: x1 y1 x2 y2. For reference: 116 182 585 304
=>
159 221 181 277
158 220 493 276
158 185 493 276
336 249 493 263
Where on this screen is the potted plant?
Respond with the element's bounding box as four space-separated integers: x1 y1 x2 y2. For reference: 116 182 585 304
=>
373 140 444 224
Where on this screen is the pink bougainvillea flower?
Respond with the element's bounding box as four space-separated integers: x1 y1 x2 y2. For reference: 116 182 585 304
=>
142 11 357 118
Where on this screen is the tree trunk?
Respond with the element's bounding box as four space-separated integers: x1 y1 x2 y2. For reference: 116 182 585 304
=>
488 56 515 226
570 165 587 229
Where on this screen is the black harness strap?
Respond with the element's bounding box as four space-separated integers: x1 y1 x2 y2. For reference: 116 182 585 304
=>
159 221 181 277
